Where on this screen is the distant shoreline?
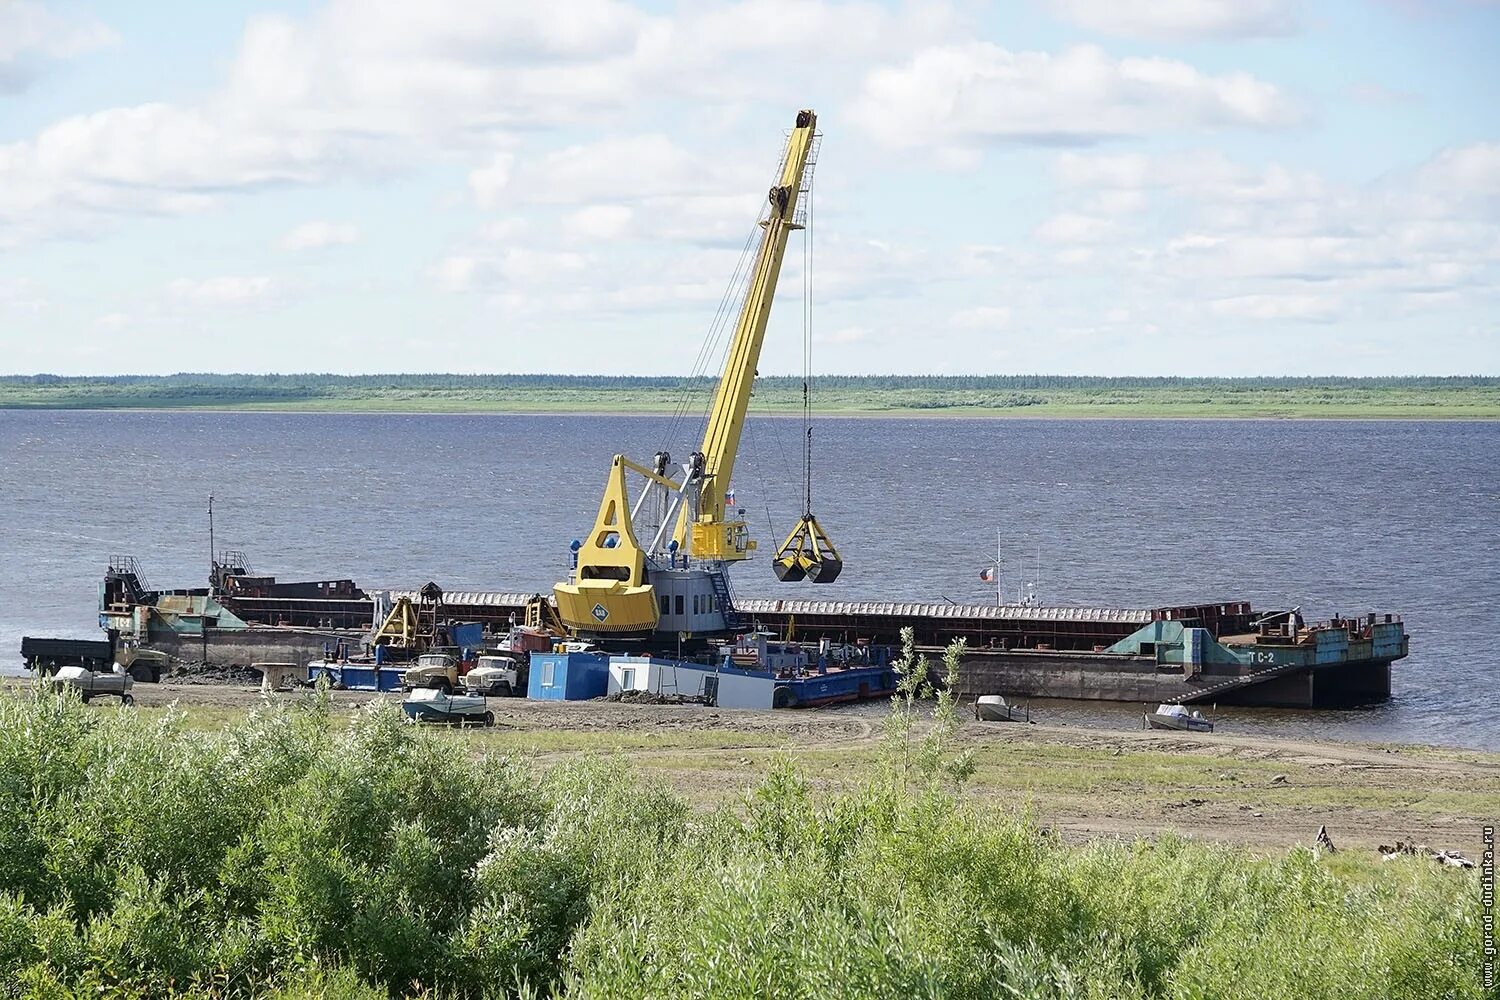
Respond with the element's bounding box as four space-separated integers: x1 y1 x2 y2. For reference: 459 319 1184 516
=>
3 374 1498 420
3 402 1498 420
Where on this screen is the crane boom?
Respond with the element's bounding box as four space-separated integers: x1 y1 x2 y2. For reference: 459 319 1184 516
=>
682 109 818 560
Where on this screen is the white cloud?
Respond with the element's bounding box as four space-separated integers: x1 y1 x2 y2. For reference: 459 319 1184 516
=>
816 326 871 344
430 256 479 293
1031 142 1500 328
0 276 47 314
1210 293 1341 322
430 248 589 295
468 152 516 210
167 275 276 306
0 0 952 245
1414 142 1500 200
1046 0 1299 40
1348 82 1420 106
2 1 1491 376
1034 212 1115 243
1056 150 1326 206
510 133 758 205
0 1 666 243
949 306 1012 329
0 1 116 92
852 44 1297 161
281 221 361 250
564 204 636 240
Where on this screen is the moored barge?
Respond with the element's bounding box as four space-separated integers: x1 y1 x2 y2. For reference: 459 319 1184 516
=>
93 556 1406 709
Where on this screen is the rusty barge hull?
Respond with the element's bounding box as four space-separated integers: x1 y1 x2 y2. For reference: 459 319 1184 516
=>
947 647 1394 709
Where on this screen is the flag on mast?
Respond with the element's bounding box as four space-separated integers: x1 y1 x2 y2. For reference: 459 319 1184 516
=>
979 567 996 582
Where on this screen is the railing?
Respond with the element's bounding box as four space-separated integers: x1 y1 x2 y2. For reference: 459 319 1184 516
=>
107 555 151 592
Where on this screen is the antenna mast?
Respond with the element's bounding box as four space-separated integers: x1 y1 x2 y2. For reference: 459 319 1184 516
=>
207 495 215 595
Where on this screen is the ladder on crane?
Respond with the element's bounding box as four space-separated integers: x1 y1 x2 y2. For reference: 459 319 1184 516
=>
709 570 746 630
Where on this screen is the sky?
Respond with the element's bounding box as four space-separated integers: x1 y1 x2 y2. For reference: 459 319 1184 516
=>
0 0 1496 377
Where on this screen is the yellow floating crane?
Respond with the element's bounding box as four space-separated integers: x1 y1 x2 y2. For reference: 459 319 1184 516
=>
554 108 841 639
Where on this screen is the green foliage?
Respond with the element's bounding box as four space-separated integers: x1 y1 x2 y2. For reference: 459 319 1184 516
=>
881 628 976 790
0 686 1482 999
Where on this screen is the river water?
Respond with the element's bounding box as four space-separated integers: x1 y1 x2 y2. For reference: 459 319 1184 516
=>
1 411 1495 748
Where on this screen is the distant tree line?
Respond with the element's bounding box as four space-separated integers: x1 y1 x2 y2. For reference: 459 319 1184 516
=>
5 373 1497 391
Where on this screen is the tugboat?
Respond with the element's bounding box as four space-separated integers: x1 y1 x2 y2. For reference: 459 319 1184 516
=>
1145 703 1214 733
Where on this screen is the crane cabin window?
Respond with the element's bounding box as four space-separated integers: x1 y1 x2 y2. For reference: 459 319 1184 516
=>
675 595 684 616
659 595 670 617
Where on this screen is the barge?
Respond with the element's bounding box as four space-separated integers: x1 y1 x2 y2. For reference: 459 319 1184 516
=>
91 555 1407 709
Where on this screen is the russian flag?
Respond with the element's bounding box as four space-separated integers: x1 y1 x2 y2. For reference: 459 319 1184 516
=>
979 567 996 582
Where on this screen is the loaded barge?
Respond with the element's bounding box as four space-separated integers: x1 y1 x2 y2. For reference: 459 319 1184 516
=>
95 556 1405 709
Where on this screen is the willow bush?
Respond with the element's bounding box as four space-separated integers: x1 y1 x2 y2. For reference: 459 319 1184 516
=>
0 680 1482 999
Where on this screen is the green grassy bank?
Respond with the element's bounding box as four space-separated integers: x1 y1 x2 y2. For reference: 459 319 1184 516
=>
3 374 1499 418
0 685 1482 999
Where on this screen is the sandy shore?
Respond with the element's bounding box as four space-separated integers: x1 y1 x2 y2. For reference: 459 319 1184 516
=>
78 680 1491 860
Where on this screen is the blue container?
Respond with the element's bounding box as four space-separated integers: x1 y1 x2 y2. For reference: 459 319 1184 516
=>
527 652 609 701
307 662 405 692
450 622 485 651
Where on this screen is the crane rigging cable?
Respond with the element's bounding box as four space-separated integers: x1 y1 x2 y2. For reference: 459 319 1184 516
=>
656 203 765 456
770 129 842 584
685 129 807 453
801 151 814 519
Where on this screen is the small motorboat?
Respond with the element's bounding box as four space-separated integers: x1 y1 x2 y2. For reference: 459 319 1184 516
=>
401 687 494 727
51 664 134 705
975 694 1030 723
1145 703 1214 732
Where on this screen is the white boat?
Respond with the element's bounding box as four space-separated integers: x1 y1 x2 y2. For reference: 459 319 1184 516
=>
1145 703 1214 732
975 694 1029 723
401 688 494 727
52 664 134 705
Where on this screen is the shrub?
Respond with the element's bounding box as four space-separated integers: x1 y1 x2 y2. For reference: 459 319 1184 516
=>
0 685 1481 999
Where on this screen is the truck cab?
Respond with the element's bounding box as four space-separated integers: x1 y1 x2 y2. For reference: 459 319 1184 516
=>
463 654 526 696
401 652 460 693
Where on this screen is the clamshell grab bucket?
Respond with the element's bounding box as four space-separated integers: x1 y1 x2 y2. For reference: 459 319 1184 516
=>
771 514 842 584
